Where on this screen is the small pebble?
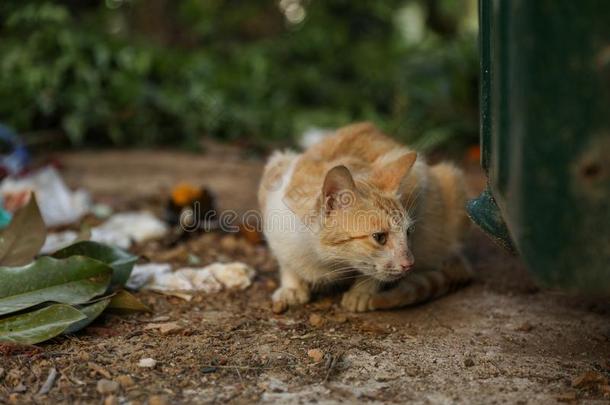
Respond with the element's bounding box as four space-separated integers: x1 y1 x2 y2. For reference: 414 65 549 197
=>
138 358 157 368
309 313 324 327
148 395 169 405
307 348 324 363
272 300 287 314
96 379 119 395
116 375 135 389
104 395 119 405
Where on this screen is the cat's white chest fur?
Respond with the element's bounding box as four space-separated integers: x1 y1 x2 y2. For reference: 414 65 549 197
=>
262 153 328 284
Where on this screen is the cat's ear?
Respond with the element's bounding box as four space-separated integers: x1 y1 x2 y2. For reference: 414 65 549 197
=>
373 152 417 193
322 165 357 212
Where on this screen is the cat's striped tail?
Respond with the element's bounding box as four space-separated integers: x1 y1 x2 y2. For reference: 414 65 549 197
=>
370 255 473 310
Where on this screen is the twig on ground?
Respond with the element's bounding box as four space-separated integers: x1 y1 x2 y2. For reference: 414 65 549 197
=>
38 367 58 395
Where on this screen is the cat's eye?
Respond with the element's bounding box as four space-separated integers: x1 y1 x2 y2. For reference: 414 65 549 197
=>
372 232 387 245
407 225 415 236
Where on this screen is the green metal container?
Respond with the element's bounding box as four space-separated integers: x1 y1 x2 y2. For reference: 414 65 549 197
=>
468 0 610 294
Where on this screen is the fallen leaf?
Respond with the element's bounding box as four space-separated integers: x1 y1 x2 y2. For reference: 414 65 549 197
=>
144 322 183 335
88 362 112 379
572 371 608 388
0 194 46 266
107 290 150 312
0 304 86 345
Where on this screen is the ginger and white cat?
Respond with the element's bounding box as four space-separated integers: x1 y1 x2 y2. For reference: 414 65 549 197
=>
258 123 471 312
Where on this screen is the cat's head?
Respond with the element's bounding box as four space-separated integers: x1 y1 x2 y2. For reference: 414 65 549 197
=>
318 153 418 282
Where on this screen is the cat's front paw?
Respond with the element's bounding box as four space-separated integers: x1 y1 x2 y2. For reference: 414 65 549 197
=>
272 286 310 313
341 289 377 313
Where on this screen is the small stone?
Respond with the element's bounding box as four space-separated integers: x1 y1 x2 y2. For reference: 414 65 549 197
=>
220 235 238 251
138 358 157 368
309 313 324 327
148 395 169 405
331 314 348 323
265 278 278 291
97 379 119 395
272 300 287 314
312 297 333 310
144 322 183 335
116 375 135 389
261 377 287 393
150 316 171 323
307 348 324 363
556 392 577 402
464 357 475 367
104 395 119 405
514 322 534 332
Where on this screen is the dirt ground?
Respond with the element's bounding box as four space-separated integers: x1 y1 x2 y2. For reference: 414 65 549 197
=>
1 148 609 404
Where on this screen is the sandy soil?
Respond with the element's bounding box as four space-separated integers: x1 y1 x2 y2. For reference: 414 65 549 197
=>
1 148 609 404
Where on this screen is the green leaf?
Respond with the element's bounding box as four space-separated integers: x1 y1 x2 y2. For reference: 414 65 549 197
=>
108 290 150 312
0 195 46 266
0 256 112 316
0 304 86 345
52 241 138 287
63 298 111 334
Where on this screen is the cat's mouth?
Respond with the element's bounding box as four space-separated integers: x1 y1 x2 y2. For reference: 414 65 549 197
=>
374 270 409 282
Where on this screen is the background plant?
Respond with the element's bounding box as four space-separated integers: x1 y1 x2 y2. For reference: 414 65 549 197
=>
0 0 478 152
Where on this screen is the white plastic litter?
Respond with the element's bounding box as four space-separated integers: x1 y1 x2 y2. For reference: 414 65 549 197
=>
91 211 168 250
128 262 255 293
126 263 172 290
40 211 168 254
0 166 90 227
41 231 78 254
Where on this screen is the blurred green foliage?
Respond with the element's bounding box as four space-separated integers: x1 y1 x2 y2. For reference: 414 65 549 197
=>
0 0 478 151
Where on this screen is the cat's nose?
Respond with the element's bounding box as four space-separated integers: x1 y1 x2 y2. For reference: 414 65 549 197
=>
399 258 414 272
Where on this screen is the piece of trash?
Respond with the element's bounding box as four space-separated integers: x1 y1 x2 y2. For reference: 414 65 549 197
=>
91 203 113 219
126 263 172 290
138 358 157 368
0 124 29 177
206 262 255 290
40 231 79 254
92 211 167 249
298 127 332 149
129 262 256 294
165 183 217 229
0 166 89 227
40 211 167 253
0 196 11 229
